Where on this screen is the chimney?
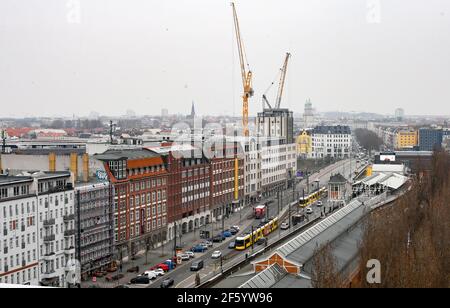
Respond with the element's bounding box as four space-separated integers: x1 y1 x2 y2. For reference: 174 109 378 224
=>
70 153 78 181
48 152 56 172
82 153 89 182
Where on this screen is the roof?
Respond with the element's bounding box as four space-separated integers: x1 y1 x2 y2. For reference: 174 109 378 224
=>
239 263 288 288
312 125 351 135
379 173 408 190
328 173 348 184
0 175 33 186
94 148 160 161
372 164 405 173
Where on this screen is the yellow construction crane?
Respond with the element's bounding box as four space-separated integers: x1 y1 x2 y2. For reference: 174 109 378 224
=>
231 2 253 137
262 52 291 110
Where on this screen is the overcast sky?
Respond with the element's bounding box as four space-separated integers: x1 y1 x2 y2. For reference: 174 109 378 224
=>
1 0 449 118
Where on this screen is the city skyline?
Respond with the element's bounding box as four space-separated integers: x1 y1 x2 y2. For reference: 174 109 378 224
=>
1 0 450 117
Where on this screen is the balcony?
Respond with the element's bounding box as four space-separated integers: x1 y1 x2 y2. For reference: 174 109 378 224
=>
43 252 55 261
63 214 75 222
41 269 58 280
43 218 55 226
64 246 76 255
64 229 76 237
43 234 55 242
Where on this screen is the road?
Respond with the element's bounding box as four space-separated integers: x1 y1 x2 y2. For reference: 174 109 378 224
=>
138 158 359 289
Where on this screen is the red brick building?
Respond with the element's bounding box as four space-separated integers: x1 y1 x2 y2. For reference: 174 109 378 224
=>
95 149 168 258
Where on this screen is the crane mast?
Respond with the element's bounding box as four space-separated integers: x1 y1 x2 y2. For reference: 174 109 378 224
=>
231 2 253 137
275 52 291 109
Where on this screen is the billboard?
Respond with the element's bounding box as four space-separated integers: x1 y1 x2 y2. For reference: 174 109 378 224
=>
380 154 396 162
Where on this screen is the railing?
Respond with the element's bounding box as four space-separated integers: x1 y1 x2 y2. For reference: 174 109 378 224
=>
63 214 75 222
44 234 55 242
43 218 55 226
64 229 76 237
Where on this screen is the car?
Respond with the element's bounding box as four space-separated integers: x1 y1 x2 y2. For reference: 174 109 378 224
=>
280 222 289 230
105 273 124 282
211 251 222 259
130 276 150 285
256 237 267 246
212 235 225 243
157 263 170 272
152 268 165 276
204 241 213 247
306 208 313 214
160 278 175 288
142 271 157 280
180 254 190 261
199 243 209 250
228 241 236 249
222 230 232 238
231 225 240 231
190 260 204 271
317 201 323 207
184 251 195 258
228 228 238 235
192 245 206 253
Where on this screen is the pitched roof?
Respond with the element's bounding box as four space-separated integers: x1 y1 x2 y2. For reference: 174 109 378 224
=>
312 125 351 135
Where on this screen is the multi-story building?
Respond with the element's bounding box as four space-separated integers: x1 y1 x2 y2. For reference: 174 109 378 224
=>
418 128 443 151
0 171 75 288
95 149 168 260
257 108 294 144
75 182 114 280
395 129 417 150
242 137 262 204
296 130 312 158
310 125 352 159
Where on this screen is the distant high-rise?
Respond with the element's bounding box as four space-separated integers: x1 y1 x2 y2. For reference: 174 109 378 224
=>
161 108 169 118
303 98 314 128
395 108 405 121
188 101 196 119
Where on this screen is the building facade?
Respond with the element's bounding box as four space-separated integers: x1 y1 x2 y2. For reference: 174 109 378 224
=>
296 130 312 158
310 126 352 159
0 172 75 288
396 129 418 150
418 128 443 151
75 182 114 280
95 149 168 260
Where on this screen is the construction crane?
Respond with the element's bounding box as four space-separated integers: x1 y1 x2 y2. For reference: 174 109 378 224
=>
231 2 253 137
262 52 291 110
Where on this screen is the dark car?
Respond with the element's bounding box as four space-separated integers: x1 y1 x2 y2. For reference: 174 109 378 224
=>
130 276 150 284
190 260 204 271
212 235 225 243
191 245 206 253
105 273 124 282
228 241 236 249
160 278 175 288
256 237 267 246
229 228 238 235
222 230 232 238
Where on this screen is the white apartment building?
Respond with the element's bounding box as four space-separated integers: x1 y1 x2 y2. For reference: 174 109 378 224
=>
309 126 352 159
0 172 75 288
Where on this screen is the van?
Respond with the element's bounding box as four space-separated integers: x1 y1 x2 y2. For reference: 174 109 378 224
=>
190 260 204 271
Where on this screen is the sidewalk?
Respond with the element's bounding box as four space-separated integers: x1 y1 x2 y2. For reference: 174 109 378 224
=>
82 204 256 288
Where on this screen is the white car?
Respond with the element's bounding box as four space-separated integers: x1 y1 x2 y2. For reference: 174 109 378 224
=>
185 251 195 258
180 254 190 261
306 207 313 214
280 222 289 230
142 271 157 280
316 201 323 207
152 268 165 276
211 251 222 259
202 241 213 248
231 225 240 231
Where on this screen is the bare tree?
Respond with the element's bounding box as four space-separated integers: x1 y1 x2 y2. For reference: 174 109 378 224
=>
311 241 343 288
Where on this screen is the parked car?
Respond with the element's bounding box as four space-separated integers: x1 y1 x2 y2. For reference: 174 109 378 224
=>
203 241 213 247
306 207 313 214
199 243 209 250
152 268 165 276
211 251 222 259
93 270 107 277
231 225 240 232
130 276 150 285
280 222 289 230
160 277 175 288
192 245 206 253
142 271 157 280
157 263 170 272
228 241 236 249
256 237 267 246
180 254 190 261
316 201 323 207
105 273 124 282
213 234 225 242
222 230 232 238
127 266 140 273
190 260 204 271
228 228 238 235
184 251 195 258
